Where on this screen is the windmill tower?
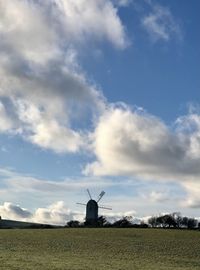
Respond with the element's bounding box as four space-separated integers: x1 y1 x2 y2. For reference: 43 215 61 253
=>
77 189 112 225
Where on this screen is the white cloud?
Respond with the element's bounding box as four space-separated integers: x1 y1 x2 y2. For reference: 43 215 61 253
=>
33 201 84 225
0 0 128 153
52 0 128 49
148 191 169 203
14 99 84 153
142 4 181 42
0 0 58 65
0 167 116 208
0 0 128 61
113 0 132 7
85 104 200 183
6 176 113 195
181 182 200 208
0 102 14 132
0 201 84 225
0 202 32 220
175 113 200 159
0 168 114 193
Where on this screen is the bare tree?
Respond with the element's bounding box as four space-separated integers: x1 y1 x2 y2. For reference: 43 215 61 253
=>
148 216 158 227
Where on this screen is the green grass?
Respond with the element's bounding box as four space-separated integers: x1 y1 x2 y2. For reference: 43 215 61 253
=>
0 228 200 269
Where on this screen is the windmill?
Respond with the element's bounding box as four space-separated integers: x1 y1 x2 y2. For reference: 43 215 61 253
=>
77 189 112 224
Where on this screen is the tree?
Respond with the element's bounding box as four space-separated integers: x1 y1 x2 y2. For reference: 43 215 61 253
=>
187 218 198 229
66 220 80 228
147 213 198 230
156 216 165 227
172 212 182 228
179 216 197 229
180 217 189 228
148 216 158 227
97 216 110 227
154 214 177 228
113 216 132 227
163 214 177 228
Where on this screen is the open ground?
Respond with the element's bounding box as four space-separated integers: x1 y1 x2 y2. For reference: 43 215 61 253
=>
0 228 200 270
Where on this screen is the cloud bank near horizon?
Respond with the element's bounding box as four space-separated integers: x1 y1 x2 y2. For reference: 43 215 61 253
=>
0 200 139 225
0 201 83 225
0 199 198 226
0 167 198 211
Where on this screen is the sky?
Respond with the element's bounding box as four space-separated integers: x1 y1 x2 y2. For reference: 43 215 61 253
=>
0 0 200 225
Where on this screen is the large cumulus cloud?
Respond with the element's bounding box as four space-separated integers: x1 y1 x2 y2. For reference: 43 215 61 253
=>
0 0 128 153
85 104 200 183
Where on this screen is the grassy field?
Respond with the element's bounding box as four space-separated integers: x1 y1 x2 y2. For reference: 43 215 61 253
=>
0 228 200 270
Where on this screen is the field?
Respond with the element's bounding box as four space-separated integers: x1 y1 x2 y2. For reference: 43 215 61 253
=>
0 228 200 270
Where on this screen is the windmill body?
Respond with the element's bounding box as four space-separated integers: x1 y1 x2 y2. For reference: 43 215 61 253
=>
86 199 98 222
77 189 112 225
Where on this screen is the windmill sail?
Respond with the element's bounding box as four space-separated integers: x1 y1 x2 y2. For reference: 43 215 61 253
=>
97 191 105 202
99 205 112 210
87 189 92 200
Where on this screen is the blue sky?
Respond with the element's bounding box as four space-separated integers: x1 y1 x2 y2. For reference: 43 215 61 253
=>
0 0 200 225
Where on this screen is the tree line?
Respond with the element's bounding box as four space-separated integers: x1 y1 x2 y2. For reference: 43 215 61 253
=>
66 213 199 229
148 212 198 229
